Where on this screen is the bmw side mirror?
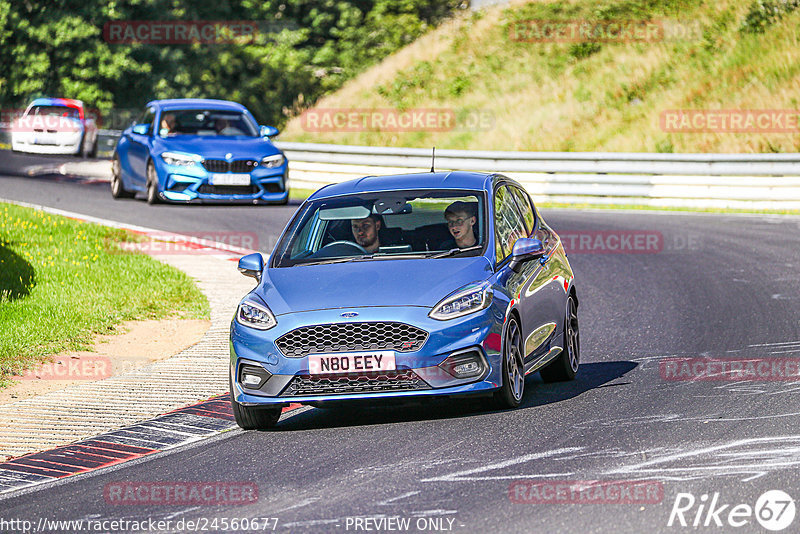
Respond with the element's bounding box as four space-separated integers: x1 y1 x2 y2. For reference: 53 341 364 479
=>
132 124 150 135
509 238 545 273
260 125 279 138
238 253 264 282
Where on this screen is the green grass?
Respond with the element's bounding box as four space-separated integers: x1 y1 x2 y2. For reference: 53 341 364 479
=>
281 0 800 153
0 203 209 386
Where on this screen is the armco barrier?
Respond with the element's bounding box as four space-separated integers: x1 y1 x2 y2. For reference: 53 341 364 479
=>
276 142 800 210
5 130 800 209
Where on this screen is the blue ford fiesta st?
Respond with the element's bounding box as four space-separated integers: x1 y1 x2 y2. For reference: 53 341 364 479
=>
111 98 288 204
229 171 579 429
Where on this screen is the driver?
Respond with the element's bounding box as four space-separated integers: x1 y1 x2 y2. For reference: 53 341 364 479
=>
351 214 382 253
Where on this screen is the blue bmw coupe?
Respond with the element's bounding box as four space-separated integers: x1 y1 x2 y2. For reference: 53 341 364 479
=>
229 172 579 429
111 98 288 204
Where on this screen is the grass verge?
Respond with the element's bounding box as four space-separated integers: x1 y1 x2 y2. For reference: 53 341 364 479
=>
0 202 209 387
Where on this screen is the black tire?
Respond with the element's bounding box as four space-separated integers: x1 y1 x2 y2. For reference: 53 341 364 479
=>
110 154 135 199
540 294 580 383
493 315 525 409
229 378 282 430
89 136 98 158
76 133 86 157
146 160 161 205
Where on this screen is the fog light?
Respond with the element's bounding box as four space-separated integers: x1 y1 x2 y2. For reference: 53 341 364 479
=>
239 364 271 389
438 349 486 379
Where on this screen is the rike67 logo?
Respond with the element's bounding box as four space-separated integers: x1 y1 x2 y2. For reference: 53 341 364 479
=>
668 490 795 531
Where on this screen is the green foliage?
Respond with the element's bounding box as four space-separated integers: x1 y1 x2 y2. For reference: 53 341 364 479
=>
740 0 800 33
0 0 459 125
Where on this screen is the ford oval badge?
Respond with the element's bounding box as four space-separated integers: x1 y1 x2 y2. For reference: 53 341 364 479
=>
341 312 358 318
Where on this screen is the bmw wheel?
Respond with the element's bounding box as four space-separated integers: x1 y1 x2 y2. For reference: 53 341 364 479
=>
110 154 135 199
146 160 161 205
229 378 282 430
494 315 525 408
540 294 580 383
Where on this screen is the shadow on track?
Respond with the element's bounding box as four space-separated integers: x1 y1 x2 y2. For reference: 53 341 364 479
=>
272 360 638 432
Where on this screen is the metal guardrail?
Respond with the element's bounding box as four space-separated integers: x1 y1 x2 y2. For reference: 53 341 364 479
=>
5 130 800 209
276 142 800 210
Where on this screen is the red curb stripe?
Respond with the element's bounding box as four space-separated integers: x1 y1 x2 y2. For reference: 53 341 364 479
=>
86 440 158 455
21 456 105 470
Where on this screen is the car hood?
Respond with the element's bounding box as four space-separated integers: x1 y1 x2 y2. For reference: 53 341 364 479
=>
154 136 281 159
255 257 493 315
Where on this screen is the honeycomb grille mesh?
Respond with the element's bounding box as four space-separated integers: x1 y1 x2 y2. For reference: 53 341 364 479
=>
281 370 430 396
275 322 428 358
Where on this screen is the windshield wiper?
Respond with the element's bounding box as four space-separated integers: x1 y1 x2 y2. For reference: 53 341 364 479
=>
292 255 373 267
428 245 483 259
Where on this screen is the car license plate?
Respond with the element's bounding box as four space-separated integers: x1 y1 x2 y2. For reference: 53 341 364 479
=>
308 351 396 375
210 173 250 186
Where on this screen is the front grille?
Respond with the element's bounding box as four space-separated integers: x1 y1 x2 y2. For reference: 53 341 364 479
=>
203 159 258 173
280 370 430 396
197 184 259 196
275 322 428 359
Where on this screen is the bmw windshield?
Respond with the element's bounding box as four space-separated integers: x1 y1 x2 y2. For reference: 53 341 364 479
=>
158 109 258 137
273 189 487 267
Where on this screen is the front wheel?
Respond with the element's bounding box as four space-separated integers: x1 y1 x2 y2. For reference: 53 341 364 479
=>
146 160 161 205
540 294 580 383
493 316 525 408
110 154 135 199
230 378 282 430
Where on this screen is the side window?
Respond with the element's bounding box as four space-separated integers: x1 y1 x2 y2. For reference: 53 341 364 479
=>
508 185 535 235
494 185 528 263
137 107 155 129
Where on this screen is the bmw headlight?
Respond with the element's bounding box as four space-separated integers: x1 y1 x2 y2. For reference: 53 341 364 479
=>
429 282 493 321
236 300 277 330
161 151 202 167
261 154 285 168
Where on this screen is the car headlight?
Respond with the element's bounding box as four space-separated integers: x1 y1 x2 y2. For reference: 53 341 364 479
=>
236 300 277 330
261 154 285 168
429 282 493 321
161 151 202 167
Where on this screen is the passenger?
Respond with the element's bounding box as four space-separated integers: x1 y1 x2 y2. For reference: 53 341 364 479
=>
351 214 382 253
160 113 176 135
441 201 477 249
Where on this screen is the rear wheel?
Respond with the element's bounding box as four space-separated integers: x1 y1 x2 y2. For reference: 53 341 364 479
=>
146 160 161 205
229 378 282 430
89 136 98 158
540 294 580 383
493 316 525 409
110 154 135 199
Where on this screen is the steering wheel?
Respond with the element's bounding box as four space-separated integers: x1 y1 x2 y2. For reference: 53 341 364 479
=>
317 240 368 256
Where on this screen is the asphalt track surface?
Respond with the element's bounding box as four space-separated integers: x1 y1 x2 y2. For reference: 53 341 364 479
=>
2 150 800 533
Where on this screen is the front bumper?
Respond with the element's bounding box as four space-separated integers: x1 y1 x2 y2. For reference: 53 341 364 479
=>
157 161 289 204
11 132 82 154
230 305 505 406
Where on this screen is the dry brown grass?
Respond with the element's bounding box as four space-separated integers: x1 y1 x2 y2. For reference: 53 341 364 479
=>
281 0 800 153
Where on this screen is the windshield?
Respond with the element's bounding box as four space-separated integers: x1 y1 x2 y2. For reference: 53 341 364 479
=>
28 105 79 119
273 189 487 267
158 109 258 137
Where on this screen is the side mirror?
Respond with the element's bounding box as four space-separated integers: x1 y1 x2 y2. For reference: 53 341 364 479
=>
509 238 545 273
131 123 150 135
238 253 264 282
260 125 279 138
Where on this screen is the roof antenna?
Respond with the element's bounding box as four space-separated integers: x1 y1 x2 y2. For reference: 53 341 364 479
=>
430 147 435 173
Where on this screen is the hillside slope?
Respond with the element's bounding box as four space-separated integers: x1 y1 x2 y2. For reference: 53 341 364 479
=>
281 0 800 153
